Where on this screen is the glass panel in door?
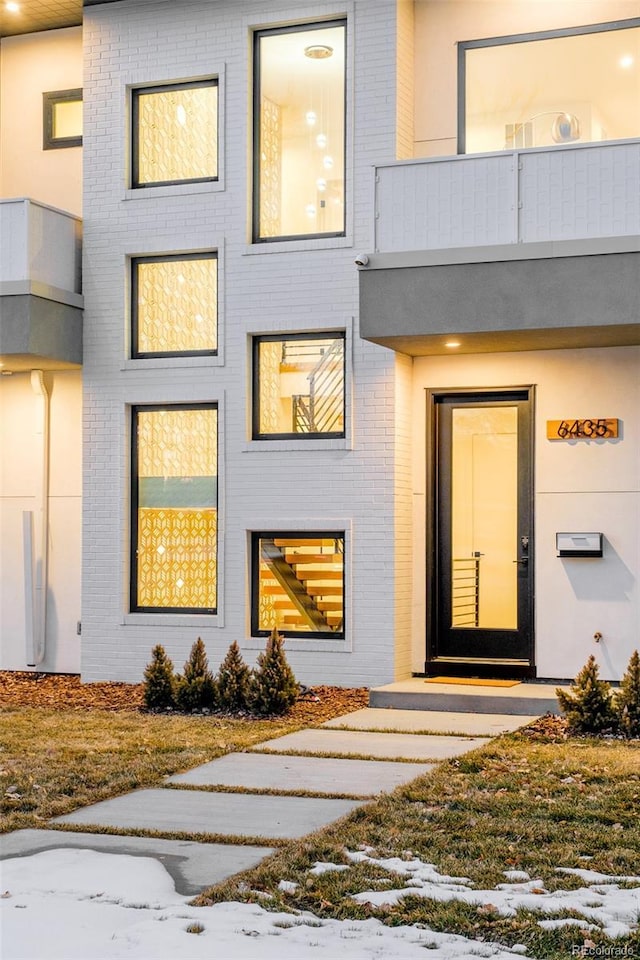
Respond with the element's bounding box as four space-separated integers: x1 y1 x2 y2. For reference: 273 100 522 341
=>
451 405 518 630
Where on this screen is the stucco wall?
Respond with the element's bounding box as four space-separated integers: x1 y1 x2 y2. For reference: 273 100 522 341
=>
411 346 640 681
0 27 83 216
0 371 82 672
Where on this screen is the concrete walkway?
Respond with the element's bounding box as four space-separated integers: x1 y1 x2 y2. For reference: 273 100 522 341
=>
1 703 540 895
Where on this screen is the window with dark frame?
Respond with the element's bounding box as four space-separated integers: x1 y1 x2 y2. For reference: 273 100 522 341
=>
458 18 640 155
131 404 218 614
253 20 346 242
131 252 218 358
253 332 345 439
251 532 345 638
131 79 218 188
43 89 82 150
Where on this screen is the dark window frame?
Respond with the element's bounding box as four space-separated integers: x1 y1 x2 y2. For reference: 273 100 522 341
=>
252 331 346 440
131 251 218 359
131 79 219 189
130 402 218 615
43 88 82 150
252 19 347 243
251 530 345 639
457 17 640 154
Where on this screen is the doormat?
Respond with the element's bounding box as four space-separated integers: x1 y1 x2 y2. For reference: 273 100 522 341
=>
425 677 521 687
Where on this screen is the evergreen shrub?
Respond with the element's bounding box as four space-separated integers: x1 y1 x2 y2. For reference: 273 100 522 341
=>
143 644 176 710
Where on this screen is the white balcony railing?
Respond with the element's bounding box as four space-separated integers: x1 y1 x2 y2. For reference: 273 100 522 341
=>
0 198 81 302
373 139 640 254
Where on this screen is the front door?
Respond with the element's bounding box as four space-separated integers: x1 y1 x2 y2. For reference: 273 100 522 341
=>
427 389 534 677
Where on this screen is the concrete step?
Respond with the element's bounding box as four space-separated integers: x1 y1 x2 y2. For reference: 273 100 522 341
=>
323 708 539 737
369 680 565 716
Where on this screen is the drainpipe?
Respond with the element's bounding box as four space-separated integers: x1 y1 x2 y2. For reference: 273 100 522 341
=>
24 370 50 667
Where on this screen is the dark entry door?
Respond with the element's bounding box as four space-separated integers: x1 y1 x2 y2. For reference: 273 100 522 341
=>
428 389 534 676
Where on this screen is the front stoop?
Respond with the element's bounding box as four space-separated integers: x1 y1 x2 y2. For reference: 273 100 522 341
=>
369 680 565 715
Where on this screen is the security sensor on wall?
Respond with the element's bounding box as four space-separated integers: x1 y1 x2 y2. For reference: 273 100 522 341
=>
354 254 369 266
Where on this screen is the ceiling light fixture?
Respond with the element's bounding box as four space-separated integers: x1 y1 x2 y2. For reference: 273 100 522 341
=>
619 54 634 69
445 340 461 349
304 44 333 59
6 1 20 12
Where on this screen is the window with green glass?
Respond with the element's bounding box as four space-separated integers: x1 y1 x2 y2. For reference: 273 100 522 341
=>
131 404 217 613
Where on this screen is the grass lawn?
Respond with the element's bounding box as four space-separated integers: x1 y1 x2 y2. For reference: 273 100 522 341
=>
205 729 640 960
1 674 639 959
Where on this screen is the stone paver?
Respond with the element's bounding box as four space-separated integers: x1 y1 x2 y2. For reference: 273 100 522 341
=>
167 752 434 796
53 788 363 840
251 728 490 761
0 829 273 896
323 708 538 737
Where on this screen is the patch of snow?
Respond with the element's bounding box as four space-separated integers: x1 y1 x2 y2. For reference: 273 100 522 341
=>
277 880 298 894
308 862 350 876
0 849 528 960
556 868 640 884
346 851 640 939
538 919 599 931
503 871 531 882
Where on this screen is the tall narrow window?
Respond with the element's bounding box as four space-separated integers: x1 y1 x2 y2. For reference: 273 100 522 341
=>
253 332 345 438
252 532 344 638
131 405 217 613
253 21 346 241
132 80 218 187
132 253 217 357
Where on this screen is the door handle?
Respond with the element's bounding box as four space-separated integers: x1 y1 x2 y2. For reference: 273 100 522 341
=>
513 557 528 566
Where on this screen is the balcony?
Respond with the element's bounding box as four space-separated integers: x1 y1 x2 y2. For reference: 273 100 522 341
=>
0 198 82 369
359 141 640 356
372 140 640 254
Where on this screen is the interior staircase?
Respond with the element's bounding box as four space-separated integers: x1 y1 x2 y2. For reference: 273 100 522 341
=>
259 537 344 633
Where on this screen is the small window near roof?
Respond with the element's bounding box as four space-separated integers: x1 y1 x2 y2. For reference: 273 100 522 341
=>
43 89 82 150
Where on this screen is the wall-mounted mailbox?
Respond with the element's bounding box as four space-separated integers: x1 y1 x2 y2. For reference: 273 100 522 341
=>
556 533 603 558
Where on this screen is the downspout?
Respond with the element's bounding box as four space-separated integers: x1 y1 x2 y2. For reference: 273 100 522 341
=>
24 370 50 667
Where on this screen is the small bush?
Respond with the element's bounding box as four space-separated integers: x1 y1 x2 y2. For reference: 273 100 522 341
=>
615 649 640 738
216 641 252 711
143 645 176 710
175 638 217 712
556 654 616 733
251 627 299 716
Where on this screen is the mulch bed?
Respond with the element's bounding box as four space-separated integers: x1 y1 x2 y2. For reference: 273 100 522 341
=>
0 671 369 724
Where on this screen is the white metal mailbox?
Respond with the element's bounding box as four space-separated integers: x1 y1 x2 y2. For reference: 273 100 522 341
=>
556 533 603 558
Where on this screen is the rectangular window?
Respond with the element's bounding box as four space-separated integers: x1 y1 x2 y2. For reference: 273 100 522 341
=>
43 89 82 149
132 253 217 357
252 533 344 638
253 20 346 241
253 333 345 438
132 80 218 187
131 404 217 613
459 19 640 154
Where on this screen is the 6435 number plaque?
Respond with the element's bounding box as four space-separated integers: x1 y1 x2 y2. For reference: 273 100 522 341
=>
547 419 619 440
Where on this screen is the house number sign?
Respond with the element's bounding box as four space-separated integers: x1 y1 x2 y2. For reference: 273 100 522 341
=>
546 419 619 440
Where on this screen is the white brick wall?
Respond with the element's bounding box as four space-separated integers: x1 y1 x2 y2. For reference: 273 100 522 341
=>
81 0 412 686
